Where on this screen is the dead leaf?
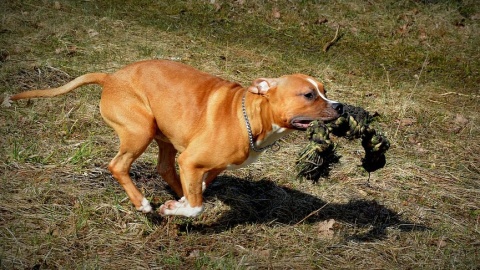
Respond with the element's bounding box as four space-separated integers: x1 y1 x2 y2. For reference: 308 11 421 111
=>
433 238 447 248
438 239 447 248
418 29 428 41
449 114 469 133
454 114 469 126
187 249 201 258
408 136 418 144
397 117 416 127
315 18 328 24
67 45 78 55
471 13 480 20
87 29 99 38
272 8 281 19
54 1 61 10
318 219 335 238
256 249 271 258
210 0 221 11
397 24 409 36
35 22 47 29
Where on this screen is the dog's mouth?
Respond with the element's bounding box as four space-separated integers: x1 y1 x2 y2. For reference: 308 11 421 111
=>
291 117 314 130
290 116 337 130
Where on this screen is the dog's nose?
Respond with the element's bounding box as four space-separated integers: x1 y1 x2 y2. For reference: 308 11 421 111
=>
332 102 344 114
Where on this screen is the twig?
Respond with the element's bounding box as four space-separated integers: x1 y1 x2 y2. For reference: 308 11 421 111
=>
411 54 429 94
236 255 246 270
427 99 447 105
381 64 391 92
46 65 71 77
323 25 340 53
440 92 479 98
295 202 330 225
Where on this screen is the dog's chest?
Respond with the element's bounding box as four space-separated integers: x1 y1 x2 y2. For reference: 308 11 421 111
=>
226 125 292 170
226 151 262 170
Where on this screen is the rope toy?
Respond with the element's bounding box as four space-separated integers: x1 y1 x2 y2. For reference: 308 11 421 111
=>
295 104 390 182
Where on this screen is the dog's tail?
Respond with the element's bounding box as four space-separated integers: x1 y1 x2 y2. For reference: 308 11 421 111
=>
2 73 108 107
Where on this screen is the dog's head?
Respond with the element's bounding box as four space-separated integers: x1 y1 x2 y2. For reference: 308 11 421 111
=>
248 74 343 130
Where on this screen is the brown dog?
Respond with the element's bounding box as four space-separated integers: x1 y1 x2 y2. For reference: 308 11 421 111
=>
3 60 343 217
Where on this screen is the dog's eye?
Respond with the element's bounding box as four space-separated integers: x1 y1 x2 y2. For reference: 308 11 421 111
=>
303 92 315 100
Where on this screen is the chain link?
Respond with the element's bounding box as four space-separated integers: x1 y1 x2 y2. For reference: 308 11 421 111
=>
242 91 280 152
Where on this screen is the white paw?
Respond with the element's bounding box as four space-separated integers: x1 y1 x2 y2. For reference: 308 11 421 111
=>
137 197 152 213
1 96 12 107
158 198 204 217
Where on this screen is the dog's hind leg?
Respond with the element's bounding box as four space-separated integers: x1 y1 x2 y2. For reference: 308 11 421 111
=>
100 97 156 213
107 129 154 213
155 139 183 198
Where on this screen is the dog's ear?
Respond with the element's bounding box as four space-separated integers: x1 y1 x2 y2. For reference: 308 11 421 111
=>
247 78 277 95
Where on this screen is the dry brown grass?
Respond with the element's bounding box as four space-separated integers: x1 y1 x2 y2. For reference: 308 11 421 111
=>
1 0 479 269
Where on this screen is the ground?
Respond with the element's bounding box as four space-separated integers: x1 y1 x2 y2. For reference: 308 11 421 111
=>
0 0 479 269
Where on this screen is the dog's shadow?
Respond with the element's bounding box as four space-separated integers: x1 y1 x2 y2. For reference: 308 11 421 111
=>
164 175 429 241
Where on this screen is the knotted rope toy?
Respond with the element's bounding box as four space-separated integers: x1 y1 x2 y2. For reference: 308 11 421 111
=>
295 104 390 182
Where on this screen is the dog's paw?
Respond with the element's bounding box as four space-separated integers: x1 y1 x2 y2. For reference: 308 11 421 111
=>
158 200 182 215
1 95 12 108
158 199 204 217
136 197 152 213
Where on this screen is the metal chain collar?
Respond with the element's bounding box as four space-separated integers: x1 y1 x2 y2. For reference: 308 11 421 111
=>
242 91 280 152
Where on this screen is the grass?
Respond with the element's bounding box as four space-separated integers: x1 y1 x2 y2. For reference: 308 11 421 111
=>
1 0 479 269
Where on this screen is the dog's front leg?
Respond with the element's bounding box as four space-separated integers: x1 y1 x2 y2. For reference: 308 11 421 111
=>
158 154 205 217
